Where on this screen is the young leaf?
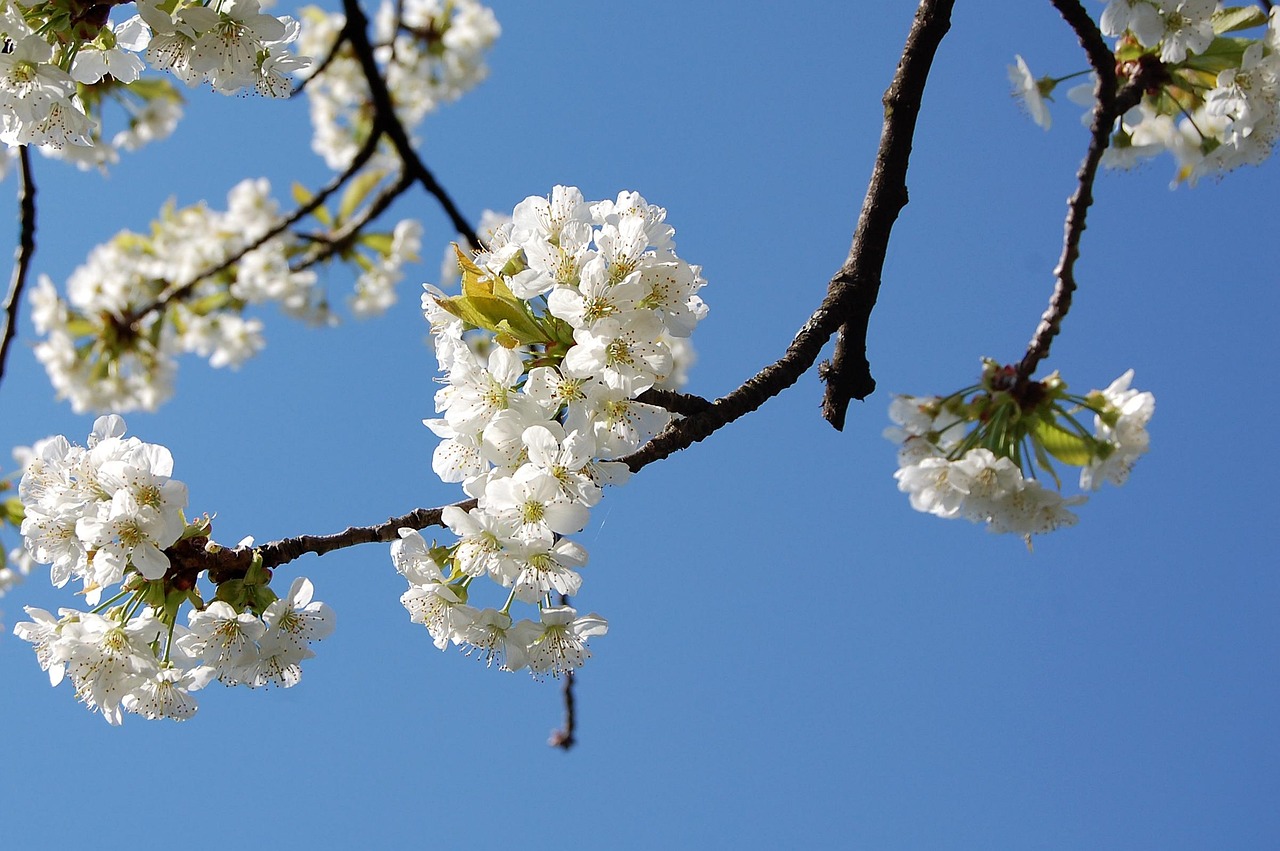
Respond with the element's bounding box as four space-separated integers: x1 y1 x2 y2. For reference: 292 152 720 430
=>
1212 6 1267 35
337 169 387 224
1033 418 1092 467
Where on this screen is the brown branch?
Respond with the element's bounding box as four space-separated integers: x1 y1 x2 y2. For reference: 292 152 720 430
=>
201 498 477 583
291 27 350 97
341 0 481 250
0 146 34 387
122 128 384 327
635 388 713 417
292 171 415 272
617 1 954 468
1016 1 1156 382
818 0 955 431
548 592 577 750
182 1 952 601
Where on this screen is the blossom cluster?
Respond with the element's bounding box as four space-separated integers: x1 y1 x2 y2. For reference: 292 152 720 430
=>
30 177 421 413
12 415 334 723
19 414 188 601
0 0 309 159
1009 3 1280 183
15 575 333 724
296 0 499 170
887 362 1154 541
400 185 708 676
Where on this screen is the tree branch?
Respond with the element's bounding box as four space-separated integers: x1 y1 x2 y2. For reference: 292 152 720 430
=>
1016 1 1157 382
818 0 955 430
291 27 350 97
635 388 713 417
0 146 35 388
341 0 481 250
123 127 384 327
548 592 577 750
187 1 958 575
200 497 479 583
292 171 416 271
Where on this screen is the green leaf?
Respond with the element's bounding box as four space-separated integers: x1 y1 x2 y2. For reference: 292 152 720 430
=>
360 232 394 255
188 291 233 316
292 182 333 228
434 293 493 329
143 579 168 609
4 496 25 527
1033 418 1093 467
337 168 386 224
442 245 549 343
65 317 98 338
125 77 184 104
1212 6 1266 35
1029 435 1063 490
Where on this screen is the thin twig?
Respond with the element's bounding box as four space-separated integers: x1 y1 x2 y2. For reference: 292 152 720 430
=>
123 128 384 326
340 0 481 250
1016 0 1156 382
0 146 35 387
292 172 416 272
548 592 577 750
291 27 350 97
818 0 955 430
201 498 479 583
194 0 956 571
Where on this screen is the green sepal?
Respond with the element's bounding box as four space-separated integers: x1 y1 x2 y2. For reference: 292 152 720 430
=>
163 587 188 624
214 578 248 610
1033 417 1093 467
142 579 168 609
1112 39 1148 62
185 588 206 611
1212 6 1266 35
338 169 386 224
1029 433 1063 490
292 183 333 228
180 514 213 540
243 551 269 586
249 584 278 615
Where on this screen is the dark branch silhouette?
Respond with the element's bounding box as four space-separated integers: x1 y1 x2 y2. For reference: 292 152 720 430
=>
0 146 35 388
548 593 577 750
293 172 416 271
123 128 384 327
291 27 350 97
186 0 961 576
341 0 481 251
819 0 955 430
1016 0 1160 383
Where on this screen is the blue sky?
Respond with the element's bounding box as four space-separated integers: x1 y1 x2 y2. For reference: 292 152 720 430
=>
2 2 1278 849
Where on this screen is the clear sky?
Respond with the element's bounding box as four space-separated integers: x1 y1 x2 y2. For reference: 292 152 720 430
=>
2 2 1278 849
